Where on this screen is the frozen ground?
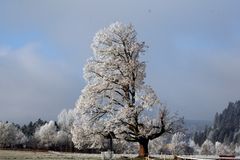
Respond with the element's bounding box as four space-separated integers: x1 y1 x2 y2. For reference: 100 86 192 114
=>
0 150 174 160
0 150 99 160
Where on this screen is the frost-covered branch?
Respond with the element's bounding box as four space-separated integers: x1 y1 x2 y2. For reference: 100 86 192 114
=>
72 22 182 157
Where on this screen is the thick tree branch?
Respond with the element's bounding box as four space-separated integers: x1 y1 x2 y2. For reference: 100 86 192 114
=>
147 111 166 140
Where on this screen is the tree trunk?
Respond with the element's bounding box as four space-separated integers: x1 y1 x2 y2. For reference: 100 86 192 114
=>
138 139 149 157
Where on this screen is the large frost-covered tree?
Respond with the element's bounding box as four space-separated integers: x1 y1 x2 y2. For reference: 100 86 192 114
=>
72 22 182 157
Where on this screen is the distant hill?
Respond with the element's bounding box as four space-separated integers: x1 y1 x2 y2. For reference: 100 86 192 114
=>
193 101 240 145
184 119 212 134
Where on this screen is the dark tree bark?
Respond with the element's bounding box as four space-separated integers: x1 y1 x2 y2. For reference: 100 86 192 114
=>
138 138 149 157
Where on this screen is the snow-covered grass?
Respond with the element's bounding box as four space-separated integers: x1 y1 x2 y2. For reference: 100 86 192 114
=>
0 149 175 160
0 150 100 160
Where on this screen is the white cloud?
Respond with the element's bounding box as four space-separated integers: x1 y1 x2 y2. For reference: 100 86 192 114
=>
0 43 82 123
0 46 10 57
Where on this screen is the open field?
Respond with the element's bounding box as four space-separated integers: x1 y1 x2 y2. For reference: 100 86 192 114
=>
0 150 101 160
0 150 173 160
2 150 240 160
0 150 174 160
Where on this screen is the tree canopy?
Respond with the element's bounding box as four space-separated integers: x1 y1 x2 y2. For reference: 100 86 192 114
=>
72 22 182 157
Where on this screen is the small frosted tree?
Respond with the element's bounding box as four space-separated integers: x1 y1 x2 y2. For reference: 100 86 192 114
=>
57 109 75 151
72 22 182 157
235 145 240 155
15 131 28 147
57 109 74 132
170 132 188 155
35 121 57 149
200 139 215 155
215 141 232 155
189 139 200 154
0 122 27 148
149 135 170 154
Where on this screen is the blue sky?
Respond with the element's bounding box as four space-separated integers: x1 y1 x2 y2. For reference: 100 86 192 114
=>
0 0 240 123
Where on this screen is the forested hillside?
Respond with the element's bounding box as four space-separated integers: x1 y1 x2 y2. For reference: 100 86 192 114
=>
194 101 240 146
